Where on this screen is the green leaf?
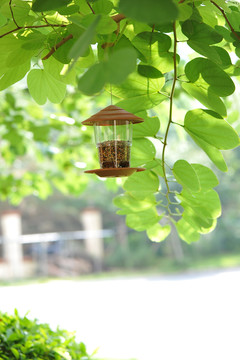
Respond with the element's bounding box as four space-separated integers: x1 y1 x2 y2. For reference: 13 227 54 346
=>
112 72 166 112
97 14 117 34
132 32 171 56
0 62 30 91
92 0 113 14
58 4 79 15
69 15 100 64
0 12 7 27
106 48 137 84
138 65 163 79
191 164 219 190
114 193 157 214
116 93 166 113
119 0 178 25
32 0 71 12
110 72 165 99
147 223 171 242
11 348 19 359
131 138 156 167
175 218 200 243
187 131 228 172
27 69 66 105
181 82 227 117
1 0 31 25
185 58 235 97
133 112 160 138
181 20 223 45
173 160 200 192
20 30 46 51
182 207 217 234
179 189 221 219
126 208 161 231
198 2 218 27
6 47 36 67
178 3 193 22
78 62 105 95
132 32 175 72
184 109 240 150
123 170 159 200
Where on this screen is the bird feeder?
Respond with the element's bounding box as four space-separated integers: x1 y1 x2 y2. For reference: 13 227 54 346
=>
83 105 145 177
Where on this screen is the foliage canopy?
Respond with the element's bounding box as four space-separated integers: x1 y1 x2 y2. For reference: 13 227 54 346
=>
0 0 240 243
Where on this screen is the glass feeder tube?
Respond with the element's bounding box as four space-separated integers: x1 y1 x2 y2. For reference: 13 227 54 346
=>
94 120 133 169
82 105 144 177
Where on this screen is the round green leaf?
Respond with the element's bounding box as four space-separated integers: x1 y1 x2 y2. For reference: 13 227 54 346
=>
123 170 159 200
133 112 160 138
181 20 223 45
131 138 156 167
78 63 106 95
147 223 171 242
27 69 66 105
32 0 71 12
179 189 221 219
185 58 235 97
126 208 160 232
92 0 113 14
173 160 200 192
181 82 226 117
138 65 163 79
119 0 178 25
191 164 219 190
184 109 240 150
0 62 30 91
106 48 137 85
114 193 157 214
175 218 200 244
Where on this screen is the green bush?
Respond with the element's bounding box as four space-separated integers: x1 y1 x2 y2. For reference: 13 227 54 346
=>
0 310 91 360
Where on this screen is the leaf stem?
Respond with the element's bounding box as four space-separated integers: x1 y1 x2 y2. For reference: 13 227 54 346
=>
161 22 178 214
87 1 95 14
211 1 240 42
0 24 67 39
9 0 19 28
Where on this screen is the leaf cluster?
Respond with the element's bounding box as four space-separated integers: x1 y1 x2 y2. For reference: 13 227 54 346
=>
0 310 91 360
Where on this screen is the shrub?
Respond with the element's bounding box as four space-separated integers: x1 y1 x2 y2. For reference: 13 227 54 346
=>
0 310 91 360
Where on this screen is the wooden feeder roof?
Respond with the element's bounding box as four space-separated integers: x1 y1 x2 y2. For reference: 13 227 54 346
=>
82 105 144 126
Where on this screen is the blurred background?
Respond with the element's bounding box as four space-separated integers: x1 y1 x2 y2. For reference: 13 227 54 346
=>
0 75 240 360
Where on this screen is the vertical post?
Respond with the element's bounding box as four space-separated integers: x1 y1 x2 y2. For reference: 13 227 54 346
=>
81 208 104 272
1 210 23 278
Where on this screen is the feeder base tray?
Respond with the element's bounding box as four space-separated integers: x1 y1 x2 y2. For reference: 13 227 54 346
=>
84 167 145 178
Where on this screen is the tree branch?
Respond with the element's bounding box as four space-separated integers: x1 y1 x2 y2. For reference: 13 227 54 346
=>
0 24 67 39
211 0 240 42
101 13 126 48
42 34 73 60
111 13 126 23
161 22 178 215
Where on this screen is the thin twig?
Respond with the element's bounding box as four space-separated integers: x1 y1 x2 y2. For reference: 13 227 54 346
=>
161 22 178 215
9 0 19 28
87 1 95 14
0 24 67 38
211 0 240 42
42 34 73 60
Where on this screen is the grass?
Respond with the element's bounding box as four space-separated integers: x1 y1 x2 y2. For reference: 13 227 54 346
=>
0 252 240 287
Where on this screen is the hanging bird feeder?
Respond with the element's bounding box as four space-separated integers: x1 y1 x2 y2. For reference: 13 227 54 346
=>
83 105 145 178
